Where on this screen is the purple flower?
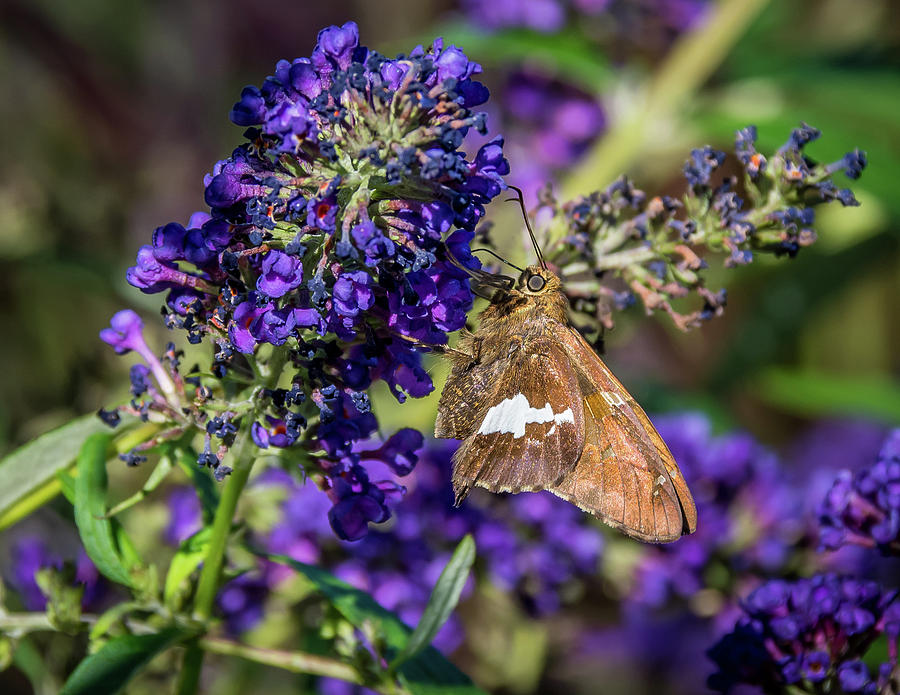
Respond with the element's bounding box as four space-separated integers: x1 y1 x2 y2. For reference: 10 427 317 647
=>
252 416 300 449
228 300 268 354
314 21 359 71
100 310 176 397
356 429 424 476
708 574 898 693
165 488 202 545
332 271 374 318
351 221 395 265
257 251 304 298
838 660 871 692
99 310 147 355
818 430 900 554
217 570 271 635
4 536 108 612
328 491 391 542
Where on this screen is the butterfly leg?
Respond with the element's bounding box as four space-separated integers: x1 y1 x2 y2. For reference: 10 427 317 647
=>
390 332 474 361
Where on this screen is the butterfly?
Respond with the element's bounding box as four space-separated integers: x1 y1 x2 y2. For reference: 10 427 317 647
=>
434 199 697 543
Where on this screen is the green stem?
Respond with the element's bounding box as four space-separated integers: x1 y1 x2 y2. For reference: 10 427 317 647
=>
198 638 404 694
560 0 770 198
176 349 288 695
0 612 397 694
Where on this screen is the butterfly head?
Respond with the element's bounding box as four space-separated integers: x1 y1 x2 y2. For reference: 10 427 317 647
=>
517 265 561 296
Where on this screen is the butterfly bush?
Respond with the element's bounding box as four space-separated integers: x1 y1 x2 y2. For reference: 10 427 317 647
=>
707 574 900 694
99 22 509 540
818 430 900 556
705 430 900 694
526 124 866 333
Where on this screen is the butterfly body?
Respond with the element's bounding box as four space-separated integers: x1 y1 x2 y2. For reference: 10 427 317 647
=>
435 265 697 543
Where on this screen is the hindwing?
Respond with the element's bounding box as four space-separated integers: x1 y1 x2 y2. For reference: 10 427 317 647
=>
548 326 698 543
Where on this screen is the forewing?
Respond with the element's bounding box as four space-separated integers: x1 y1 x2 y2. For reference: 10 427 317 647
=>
450 339 585 502
548 328 697 543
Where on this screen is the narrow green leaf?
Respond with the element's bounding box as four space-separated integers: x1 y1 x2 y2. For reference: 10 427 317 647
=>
432 23 611 93
89 601 142 642
58 470 77 504
752 368 900 423
0 414 117 527
175 449 219 523
60 628 190 695
74 434 134 588
392 535 475 670
113 521 143 571
263 552 485 695
164 527 212 610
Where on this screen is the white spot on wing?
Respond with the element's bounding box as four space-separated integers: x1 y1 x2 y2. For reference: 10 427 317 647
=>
477 393 574 439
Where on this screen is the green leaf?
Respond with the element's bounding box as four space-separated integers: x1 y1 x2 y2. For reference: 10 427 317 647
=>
175 449 219 524
89 601 142 642
58 470 77 504
264 552 485 695
752 368 900 423
74 434 135 588
0 635 13 671
0 414 118 529
60 628 190 695
432 23 611 94
163 527 212 610
391 535 475 670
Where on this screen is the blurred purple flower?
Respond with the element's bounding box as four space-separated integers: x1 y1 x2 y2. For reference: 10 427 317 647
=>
708 574 899 693
5 536 109 612
818 429 900 555
164 488 202 545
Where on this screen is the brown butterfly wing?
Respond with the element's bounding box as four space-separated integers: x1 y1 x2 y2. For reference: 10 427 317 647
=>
435 350 507 440
548 328 698 543
447 338 585 503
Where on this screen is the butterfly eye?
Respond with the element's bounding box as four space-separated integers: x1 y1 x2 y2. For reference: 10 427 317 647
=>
526 274 546 292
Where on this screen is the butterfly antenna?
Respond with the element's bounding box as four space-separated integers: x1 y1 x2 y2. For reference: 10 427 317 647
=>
472 248 524 272
506 185 547 270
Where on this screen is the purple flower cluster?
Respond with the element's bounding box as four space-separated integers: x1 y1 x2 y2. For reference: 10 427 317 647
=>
819 430 900 555
103 23 510 539
3 536 107 612
708 574 900 693
530 124 866 334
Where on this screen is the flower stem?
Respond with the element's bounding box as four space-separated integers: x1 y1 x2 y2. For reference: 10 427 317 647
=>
198 637 406 693
176 348 288 694
175 428 257 694
560 0 770 198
